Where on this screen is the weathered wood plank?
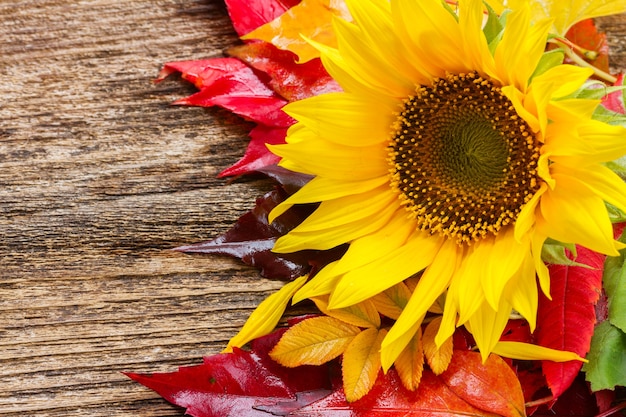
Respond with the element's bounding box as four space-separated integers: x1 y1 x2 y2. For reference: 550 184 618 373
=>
1 1 625 416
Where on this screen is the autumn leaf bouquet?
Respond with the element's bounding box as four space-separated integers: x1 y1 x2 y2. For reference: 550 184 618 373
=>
128 0 626 415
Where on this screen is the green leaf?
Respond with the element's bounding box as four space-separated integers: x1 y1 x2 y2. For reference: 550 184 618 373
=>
604 202 626 223
482 2 503 46
605 156 626 182
542 238 591 268
530 49 565 80
604 231 626 332
583 321 626 391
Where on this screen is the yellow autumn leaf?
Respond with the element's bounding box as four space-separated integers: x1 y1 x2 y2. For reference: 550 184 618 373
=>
270 316 360 367
223 275 307 353
490 0 626 35
394 327 425 391
422 317 454 375
342 328 386 402
241 0 352 63
370 281 412 320
313 295 381 328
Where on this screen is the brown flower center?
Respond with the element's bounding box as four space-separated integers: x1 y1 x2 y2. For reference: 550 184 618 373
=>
388 72 540 243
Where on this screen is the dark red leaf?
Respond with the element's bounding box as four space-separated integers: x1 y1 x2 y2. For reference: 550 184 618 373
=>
224 0 301 37
218 125 287 177
174 188 318 280
532 374 599 417
564 19 610 75
228 42 341 101
126 330 332 417
538 246 605 398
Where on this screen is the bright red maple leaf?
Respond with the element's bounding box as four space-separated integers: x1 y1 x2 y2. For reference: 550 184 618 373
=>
537 246 605 399
224 0 301 37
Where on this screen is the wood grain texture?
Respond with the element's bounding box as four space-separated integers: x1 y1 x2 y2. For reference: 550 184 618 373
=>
1 1 625 416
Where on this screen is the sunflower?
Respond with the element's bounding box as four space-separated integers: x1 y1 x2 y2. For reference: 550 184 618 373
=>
248 0 626 368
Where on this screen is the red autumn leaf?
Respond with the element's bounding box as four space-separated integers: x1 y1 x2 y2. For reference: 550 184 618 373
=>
174 188 345 281
537 246 605 399
228 42 341 101
295 369 500 416
218 125 286 177
157 57 293 127
126 329 332 417
224 0 301 37
564 19 610 74
532 374 600 417
439 350 526 417
156 58 250 89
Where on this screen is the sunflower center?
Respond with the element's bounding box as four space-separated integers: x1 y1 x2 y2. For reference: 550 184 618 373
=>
389 72 540 243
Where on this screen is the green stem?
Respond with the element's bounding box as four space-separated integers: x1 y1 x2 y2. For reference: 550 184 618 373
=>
550 39 617 84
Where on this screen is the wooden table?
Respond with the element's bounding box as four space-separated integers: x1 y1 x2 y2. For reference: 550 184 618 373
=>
1 2 625 416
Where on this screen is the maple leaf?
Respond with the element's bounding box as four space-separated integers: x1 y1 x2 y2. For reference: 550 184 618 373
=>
241 0 352 63
157 57 293 127
228 42 341 102
224 0 301 37
537 246 605 398
217 125 286 178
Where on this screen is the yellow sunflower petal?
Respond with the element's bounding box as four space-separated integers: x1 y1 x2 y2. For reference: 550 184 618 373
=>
270 138 388 180
269 176 388 223
329 211 415 278
539 173 620 255
494 3 552 91
292 261 340 303
380 319 422 373
286 186 397 233
551 163 626 215
493 341 586 362
481 227 529 311
224 276 308 352
329 230 444 309
467 297 513 363
382 239 461 359
505 254 539 331
284 93 393 147
273 198 398 252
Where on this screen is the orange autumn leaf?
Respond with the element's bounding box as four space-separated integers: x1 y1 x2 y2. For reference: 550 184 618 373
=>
241 0 351 63
312 296 381 328
270 316 360 367
394 327 425 391
342 328 386 402
423 316 454 375
440 350 526 417
370 281 411 320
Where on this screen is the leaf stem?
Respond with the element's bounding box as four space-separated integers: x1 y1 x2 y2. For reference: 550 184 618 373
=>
549 38 617 84
595 401 626 417
524 395 554 408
